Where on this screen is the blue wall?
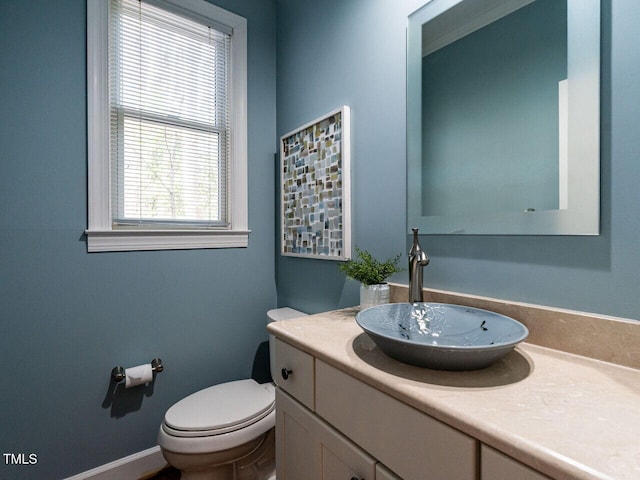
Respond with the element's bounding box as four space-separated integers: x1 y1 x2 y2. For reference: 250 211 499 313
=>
276 0 640 320
0 0 276 478
276 0 419 313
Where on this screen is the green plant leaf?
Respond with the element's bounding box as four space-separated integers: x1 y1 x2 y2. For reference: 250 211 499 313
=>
339 247 405 286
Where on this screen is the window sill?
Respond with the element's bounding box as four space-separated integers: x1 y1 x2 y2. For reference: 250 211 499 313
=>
85 229 250 252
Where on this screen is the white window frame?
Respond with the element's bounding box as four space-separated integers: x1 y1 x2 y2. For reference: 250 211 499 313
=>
86 0 248 252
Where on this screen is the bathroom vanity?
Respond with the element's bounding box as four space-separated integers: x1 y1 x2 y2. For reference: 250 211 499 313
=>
268 297 640 480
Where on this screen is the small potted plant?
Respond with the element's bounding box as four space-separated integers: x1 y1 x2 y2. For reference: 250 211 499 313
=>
339 247 405 308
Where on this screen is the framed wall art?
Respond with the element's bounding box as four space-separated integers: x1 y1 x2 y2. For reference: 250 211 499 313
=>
280 106 351 260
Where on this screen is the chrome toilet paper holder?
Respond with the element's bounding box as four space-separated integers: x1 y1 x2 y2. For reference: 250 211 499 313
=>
111 358 164 383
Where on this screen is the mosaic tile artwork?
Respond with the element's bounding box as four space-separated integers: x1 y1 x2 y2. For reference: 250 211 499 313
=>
281 107 350 259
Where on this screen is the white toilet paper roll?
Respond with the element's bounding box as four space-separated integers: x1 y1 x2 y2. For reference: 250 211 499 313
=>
125 364 153 388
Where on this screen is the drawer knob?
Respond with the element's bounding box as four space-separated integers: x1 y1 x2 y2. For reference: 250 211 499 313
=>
281 368 293 380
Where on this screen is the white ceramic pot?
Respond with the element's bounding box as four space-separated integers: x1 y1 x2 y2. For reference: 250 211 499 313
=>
359 283 390 309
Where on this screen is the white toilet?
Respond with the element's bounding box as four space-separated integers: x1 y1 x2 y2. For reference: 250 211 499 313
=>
157 307 306 480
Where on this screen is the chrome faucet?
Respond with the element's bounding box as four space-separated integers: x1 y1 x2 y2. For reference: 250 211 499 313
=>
409 228 429 302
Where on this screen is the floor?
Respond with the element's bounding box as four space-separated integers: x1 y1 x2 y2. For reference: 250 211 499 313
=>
140 466 181 480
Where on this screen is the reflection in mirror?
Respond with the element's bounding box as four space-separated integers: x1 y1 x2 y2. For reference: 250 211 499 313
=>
423 0 566 217
407 0 600 235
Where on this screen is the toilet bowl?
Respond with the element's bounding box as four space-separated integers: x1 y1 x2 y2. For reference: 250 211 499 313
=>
157 307 306 480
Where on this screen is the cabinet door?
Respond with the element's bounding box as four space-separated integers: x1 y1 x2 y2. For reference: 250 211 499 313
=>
481 445 551 480
315 407 376 480
276 388 377 480
276 388 321 480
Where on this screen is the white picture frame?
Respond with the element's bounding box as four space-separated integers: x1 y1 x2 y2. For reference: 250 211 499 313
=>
280 106 351 260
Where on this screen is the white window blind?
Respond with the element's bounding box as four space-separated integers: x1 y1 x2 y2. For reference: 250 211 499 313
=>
109 0 231 228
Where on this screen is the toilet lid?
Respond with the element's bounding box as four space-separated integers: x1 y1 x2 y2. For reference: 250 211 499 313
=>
164 380 274 435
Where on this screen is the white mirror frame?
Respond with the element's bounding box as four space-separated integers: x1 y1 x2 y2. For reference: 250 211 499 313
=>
407 0 600 235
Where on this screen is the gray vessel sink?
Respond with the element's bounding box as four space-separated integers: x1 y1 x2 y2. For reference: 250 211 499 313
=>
356 302 529 371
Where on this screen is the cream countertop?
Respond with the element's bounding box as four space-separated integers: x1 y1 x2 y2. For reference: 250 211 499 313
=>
267 307 640 480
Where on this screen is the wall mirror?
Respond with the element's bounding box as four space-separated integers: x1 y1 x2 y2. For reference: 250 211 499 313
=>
407 0 600 235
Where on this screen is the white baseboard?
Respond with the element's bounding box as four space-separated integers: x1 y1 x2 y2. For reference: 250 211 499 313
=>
64 446 167 480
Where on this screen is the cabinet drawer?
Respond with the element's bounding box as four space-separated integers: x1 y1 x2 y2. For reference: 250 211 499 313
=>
316 360 478 480
481 445 551 480
274 339 315 410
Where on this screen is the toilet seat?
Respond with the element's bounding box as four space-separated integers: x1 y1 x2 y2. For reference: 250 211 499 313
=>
158 380 276 454
163 380 275 437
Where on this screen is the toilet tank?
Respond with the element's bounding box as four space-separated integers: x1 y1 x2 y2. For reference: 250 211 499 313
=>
267 308 307 384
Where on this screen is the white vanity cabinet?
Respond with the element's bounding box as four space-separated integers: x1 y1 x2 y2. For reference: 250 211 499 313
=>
274 338 555 480
269 305 640 480
274 338 476 479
